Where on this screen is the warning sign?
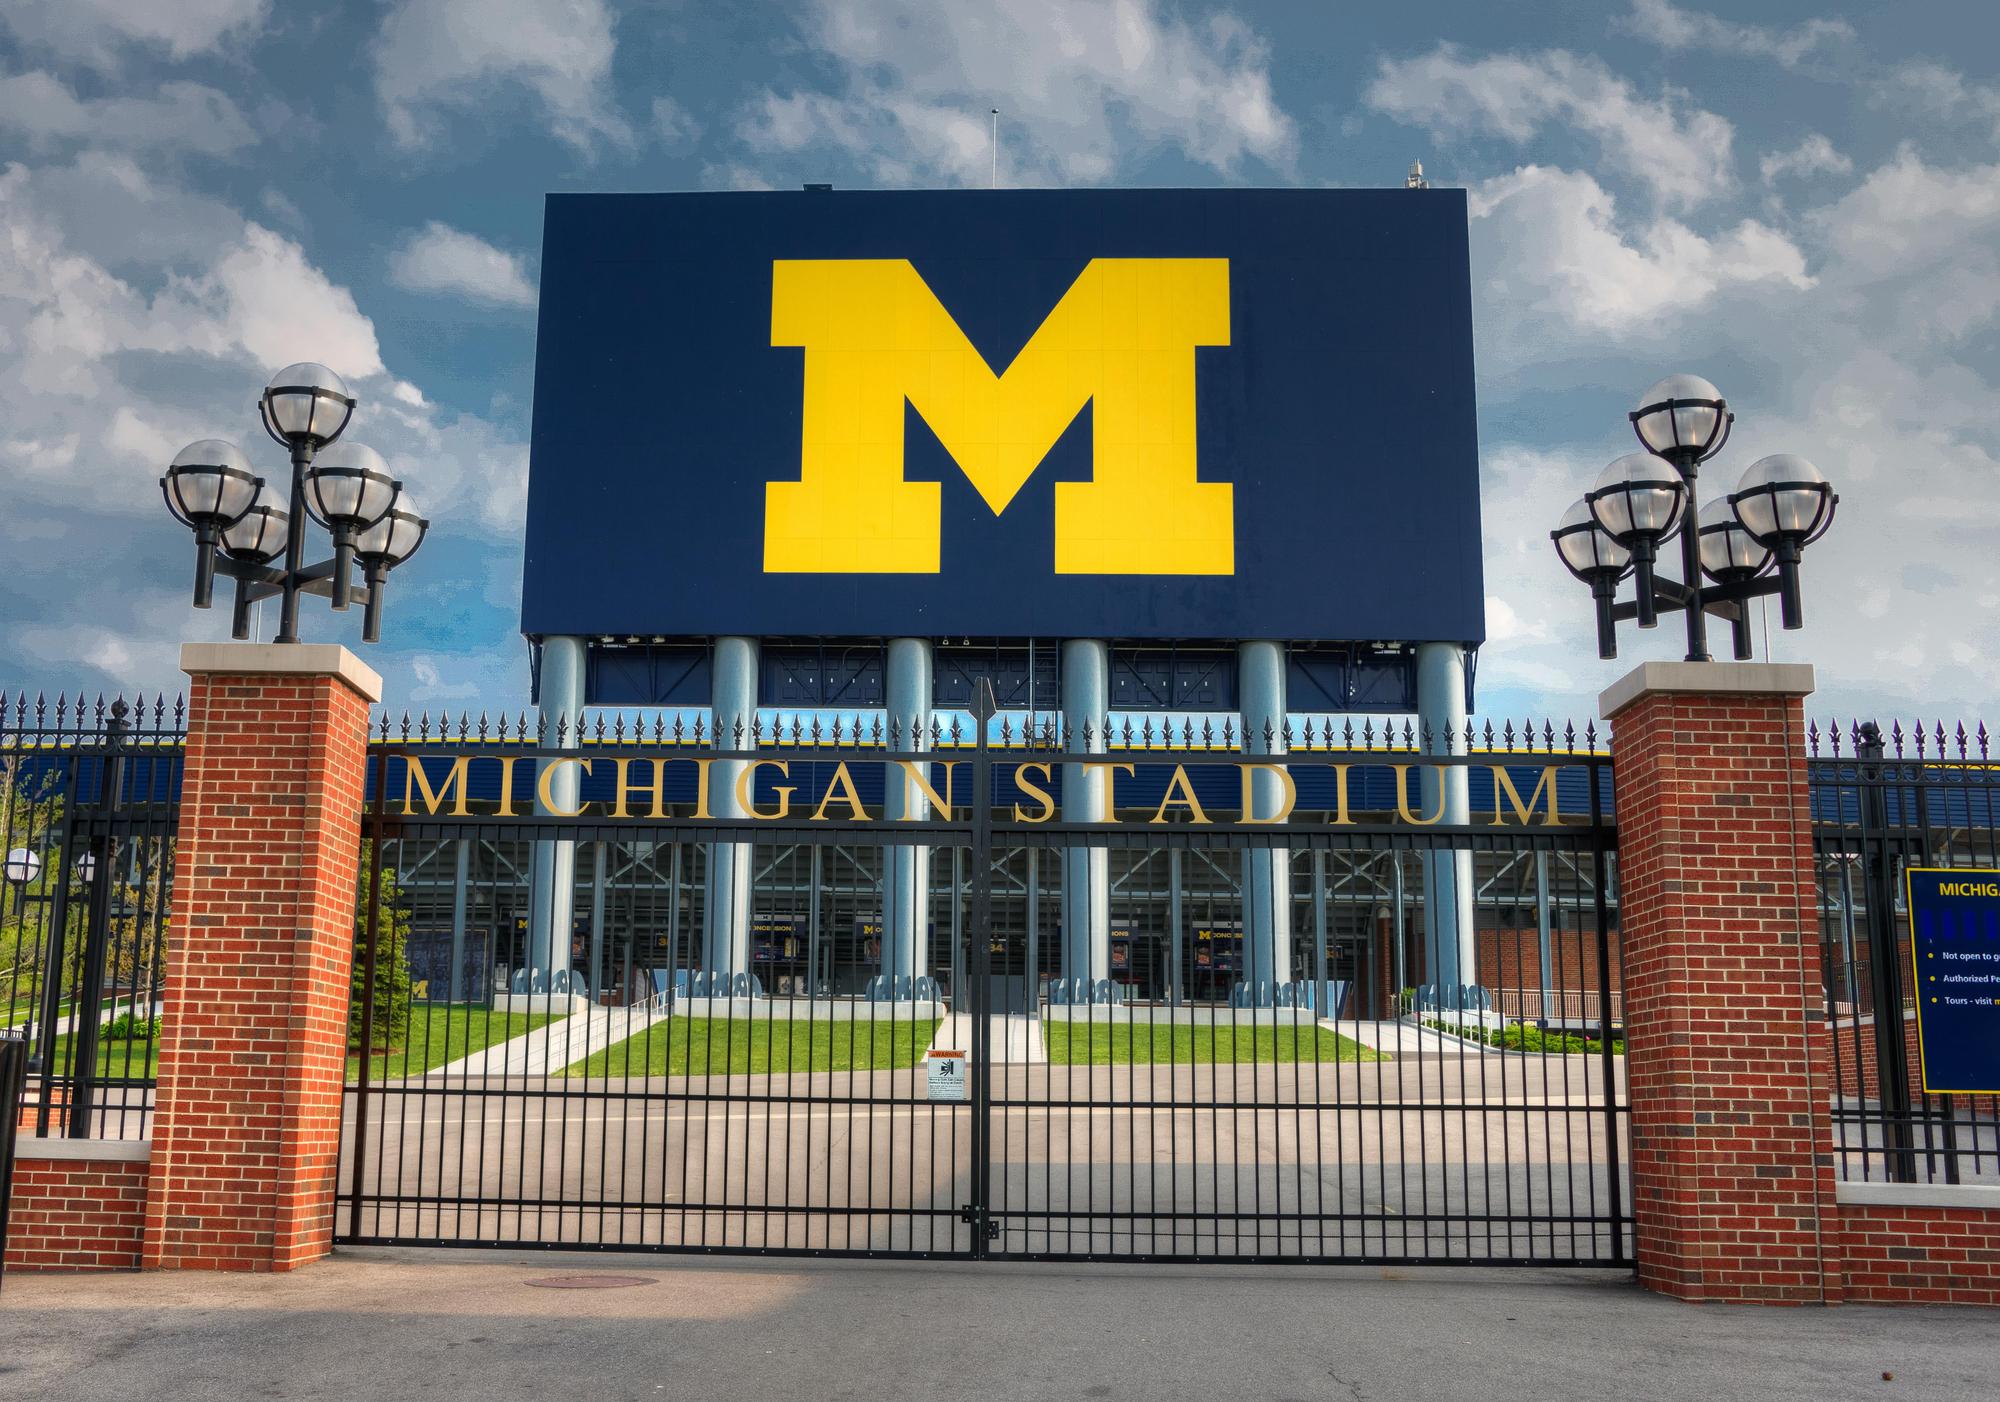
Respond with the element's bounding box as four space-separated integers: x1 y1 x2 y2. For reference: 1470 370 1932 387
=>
927 1048 968 1101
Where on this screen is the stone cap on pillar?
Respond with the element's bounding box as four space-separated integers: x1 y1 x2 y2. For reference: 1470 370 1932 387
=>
179 641 383 703
1599 659 1814 720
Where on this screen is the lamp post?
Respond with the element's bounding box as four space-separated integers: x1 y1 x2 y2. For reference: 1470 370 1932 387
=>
3 848 39 926
1551 375 1837 661
161 364 429 644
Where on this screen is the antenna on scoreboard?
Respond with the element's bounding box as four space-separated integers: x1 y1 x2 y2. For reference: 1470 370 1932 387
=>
1406 159 1429 190
990 108 1000 189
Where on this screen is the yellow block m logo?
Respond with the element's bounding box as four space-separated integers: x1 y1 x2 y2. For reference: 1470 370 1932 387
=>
765 258 1233 575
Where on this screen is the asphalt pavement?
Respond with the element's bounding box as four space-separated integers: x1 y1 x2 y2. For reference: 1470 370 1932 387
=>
1 1247 1994 1402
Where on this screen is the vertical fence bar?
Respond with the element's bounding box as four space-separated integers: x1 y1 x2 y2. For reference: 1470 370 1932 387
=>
1857 727 1915 1181
1589 757 1627 1262
347 750 387 1238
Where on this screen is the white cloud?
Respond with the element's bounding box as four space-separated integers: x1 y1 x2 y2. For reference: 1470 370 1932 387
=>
1365 45 1734 210
1869 61 2000 143
0 152 531 701
652 96 699 146
1476 144 2000 723
374 0 630 155
0 0 269 70
1468 164 1811 337
1616 0 1853 70
388 222 538 309
1760 133 1851 185
741 0 1295 186
0 73 256 156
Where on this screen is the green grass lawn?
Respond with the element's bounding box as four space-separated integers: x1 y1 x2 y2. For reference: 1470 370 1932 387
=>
45 1005 561 1083
1042 1021 1382 1066
349 1005 560 1081
567 1016 943 1077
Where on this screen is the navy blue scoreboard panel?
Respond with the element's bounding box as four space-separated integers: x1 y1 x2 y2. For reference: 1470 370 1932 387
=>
1905 868 2000 1095
522 188 1484 645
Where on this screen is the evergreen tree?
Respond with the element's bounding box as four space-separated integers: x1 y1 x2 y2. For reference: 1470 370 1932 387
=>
349 841 413 1053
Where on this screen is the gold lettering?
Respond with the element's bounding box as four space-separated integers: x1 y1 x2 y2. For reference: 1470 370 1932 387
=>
1327 763 1353 826
1236 762 1297 826
1392 764 1445 826
811 762 868 821
1080 762 1137 816
1490 765 1562 826
737 759 795 820
1012 763 1056 823
896 760 957 819
495 754 526 818
692 758 714 820
536 757 593 818
610 756 670 819
1151 764 1210 824
401 755 472 816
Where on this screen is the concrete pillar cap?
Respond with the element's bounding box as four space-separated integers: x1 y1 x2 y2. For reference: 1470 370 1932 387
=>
179 641 383 702
1599 660 1814 719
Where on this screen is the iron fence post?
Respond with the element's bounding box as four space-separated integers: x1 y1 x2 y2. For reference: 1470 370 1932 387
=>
969 680 995 1256
1589 759 1627 1262
0 1032 26 1290
1856 724 1915 1182
347 751 388 1237
66 703 128 1139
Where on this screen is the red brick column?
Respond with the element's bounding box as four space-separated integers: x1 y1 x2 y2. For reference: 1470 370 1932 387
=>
142 643 380 1272
1603 661 1842 1304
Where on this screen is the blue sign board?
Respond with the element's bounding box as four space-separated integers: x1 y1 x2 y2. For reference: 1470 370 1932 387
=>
1906 867 2000 1094
522 188 1483 643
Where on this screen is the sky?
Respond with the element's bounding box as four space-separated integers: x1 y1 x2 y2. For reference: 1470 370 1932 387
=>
1 0 1998 733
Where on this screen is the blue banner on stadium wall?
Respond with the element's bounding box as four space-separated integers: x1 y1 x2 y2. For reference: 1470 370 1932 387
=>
1905 868 2000 1094
522 189 1484 642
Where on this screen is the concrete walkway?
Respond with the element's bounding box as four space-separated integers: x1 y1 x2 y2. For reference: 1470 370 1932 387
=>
1336 1017 1495 1057
2 1248 1994 1401
933 1012 1046 1063
433 1006 664 1078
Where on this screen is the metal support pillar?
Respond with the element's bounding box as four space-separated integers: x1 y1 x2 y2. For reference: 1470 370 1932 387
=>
881 637 932 989
703 635 758 977
527 635 585 979
1417 641 1476 1000
1060 639 1110 984
1239 639 1291 994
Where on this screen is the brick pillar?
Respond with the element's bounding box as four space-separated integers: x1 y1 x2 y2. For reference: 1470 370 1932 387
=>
1603 660 1842 1304
143 643 380 1272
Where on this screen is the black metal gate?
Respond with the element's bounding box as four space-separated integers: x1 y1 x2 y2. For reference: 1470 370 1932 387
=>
336 697 1628 1265
1 694 181 1141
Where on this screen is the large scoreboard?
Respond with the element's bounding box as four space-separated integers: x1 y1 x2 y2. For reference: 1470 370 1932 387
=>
521 187 1484 647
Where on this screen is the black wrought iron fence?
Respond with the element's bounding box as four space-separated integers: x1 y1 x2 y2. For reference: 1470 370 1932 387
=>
0 693 183 1139
1810 719 2000 1184
336 695 1628 1265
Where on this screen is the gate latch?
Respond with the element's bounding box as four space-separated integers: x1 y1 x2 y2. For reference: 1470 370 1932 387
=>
959 1205 1001 1241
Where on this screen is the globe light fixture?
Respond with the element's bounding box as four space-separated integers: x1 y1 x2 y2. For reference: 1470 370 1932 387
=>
351 496 429 644
301 440 400 609
1586 452 1687 629
161 365 426 644
1728 453 1836 630
1552 375 1835 661
1552 498 1631 657
160 439 263 609
4 847 40 884
72 851 97 886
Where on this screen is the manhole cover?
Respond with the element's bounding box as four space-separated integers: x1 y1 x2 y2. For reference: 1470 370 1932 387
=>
524 1275 657 1290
